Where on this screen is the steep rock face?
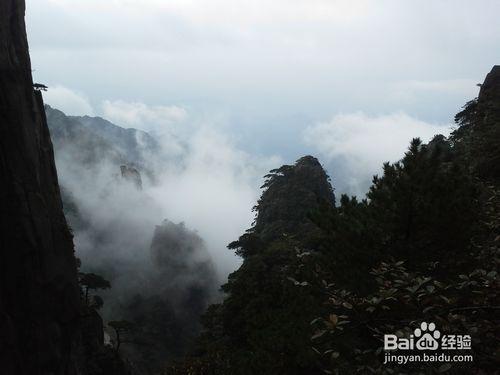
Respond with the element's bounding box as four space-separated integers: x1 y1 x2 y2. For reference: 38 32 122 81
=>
479 66 500 179
187 156 336 374
111 221 217 374
46 105 159 169
0 1 81 374
150 220 217 309
253 155 334 241
479 65 500 104
76 114 159 164
120 165 143 190
455 65 500 179
46 105 124 166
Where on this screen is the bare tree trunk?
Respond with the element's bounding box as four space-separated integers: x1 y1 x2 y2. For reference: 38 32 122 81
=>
115 329 121 351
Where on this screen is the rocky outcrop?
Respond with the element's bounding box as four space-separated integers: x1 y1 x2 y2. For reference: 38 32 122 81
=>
0 3 134 375
46 105 124 167
253 155 335 241
76 113 159 165
120 165 143 190
0 1 81 374
455 65 500 180
45 105 159 169
116 220 217 374
478 65 500 104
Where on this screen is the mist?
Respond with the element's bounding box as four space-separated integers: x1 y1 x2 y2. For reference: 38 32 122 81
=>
51 106 276 273
46 104 281 370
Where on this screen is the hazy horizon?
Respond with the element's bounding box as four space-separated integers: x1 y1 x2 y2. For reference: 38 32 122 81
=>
27 0 500 197
26 1 500 286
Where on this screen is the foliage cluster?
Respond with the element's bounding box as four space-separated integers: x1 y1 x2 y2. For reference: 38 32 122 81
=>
164 71 500 374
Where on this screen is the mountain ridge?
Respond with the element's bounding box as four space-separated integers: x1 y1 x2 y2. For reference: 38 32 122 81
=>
45 104 160 169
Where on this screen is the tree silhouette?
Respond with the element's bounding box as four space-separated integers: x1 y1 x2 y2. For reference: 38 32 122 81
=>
108 320 134 350
79 272 111 305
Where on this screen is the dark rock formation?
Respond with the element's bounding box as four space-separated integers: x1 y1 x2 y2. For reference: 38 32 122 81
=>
152 221 212 274
172 156 336 374
120 165 143 190
454 65 500 180
0 1 80 374
253 155 335 241
79 307 133 375
478 65 500 179
0 3 133 374
478 65 500 104
116 220 217 374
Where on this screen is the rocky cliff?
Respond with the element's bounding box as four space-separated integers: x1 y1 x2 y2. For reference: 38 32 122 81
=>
0 1 81 374
45 105 159 169
120 165 143 190
454 65 500 180
253 155 335 241
478 65 500 103
173 156 337 374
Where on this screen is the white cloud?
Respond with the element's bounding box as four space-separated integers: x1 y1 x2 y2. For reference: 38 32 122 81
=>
402 79 479 94
304 112 451 195
43 0 372 26
102 100 187 133
148 126 281 276
28 0 498 124
389 79 480 103
43 85 94 115
100 100 191 163
51 95 282 279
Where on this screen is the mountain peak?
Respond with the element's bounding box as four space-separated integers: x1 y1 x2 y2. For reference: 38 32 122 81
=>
253 155 334 241
479 65 500 103
295 155 322 167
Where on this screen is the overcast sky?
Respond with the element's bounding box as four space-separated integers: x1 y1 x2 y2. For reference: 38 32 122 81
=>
26 0 500 195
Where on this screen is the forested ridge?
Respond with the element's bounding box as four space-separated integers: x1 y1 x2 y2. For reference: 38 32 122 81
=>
164 67 500 374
